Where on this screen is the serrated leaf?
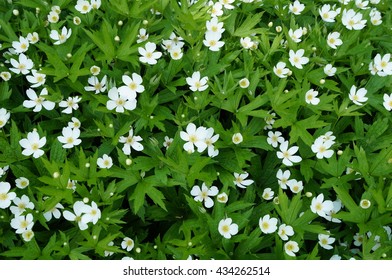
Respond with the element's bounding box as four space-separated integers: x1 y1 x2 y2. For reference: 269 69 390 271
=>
233 13 264 37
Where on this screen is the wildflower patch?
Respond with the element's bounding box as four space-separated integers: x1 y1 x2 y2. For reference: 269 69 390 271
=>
0 0 392 260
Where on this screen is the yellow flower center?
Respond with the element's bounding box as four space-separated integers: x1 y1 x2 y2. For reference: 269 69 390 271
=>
261 222 269 230
221 225 230 233
31 143 39 151
20 220 28 228
129 82 137 90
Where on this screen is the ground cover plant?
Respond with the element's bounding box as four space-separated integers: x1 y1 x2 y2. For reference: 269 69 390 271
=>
0 0 392 260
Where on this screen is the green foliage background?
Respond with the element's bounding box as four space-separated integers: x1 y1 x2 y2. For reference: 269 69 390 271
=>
0 0 392 260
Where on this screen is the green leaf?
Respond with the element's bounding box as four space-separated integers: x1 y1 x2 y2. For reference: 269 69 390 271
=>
35 43 69 82
233 13 265 37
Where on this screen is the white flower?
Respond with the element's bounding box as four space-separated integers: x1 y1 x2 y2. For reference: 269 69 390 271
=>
138 42 162 65
277 141 302 166
310 193 334 218
353 233 364 246
15 177 29 189
204 127 219 157
163 136 173 149
322 131 336 143
0 108 11 129
370 8 382 25
22 229 35 242
240 37 255 49
277 169 290 190
43 202 64 222
278 224 295 241
383 93 392 111
68 117 81 129
203 31 225 51
267 131 285 148
90 65 101 76
330 254 342 260
91 0 101 9
0 166 8 179
259 214 278 234
63 201 88 230
349 85 368 106
319 4 338 22
122 73 145 95
169 46 184 60
360 199 371 209
10 213 34 234
81 201 101 224
47 11 60 23
119 128 144 155
9 53 34 75
355 0 369 9
288 49 309 69
273 62 290 78
341 9 366 30
50 26 72 45
210 1 223 17
239 78 250 89
190 183 219 208
217 192 228 203
186 71 208 92
327 32 343 49
97 154 113 169
84 75 107 93
374 54 392 75
206 17 225 34
287 179 304 193
12 36 29 53
264 112 276 130
232 132 243 144
121 237 135 251
57 127 82 149
59 96 82 114
27 32 39 44
26 70 46 88
311 137 334 159
219 0 235 9
233 172 254 188
106 87 137 113
305 89 320 105
289 0 305 15
75 0 92 14
218 218 238 239
324 64 337 76
104 241 115 257
19 130 46 158
324 199 342 223
180 123 207 153
137 28 149 43
318 233 335 250
66 179 77 192
10 194 35 216
0 71 12 81
121 256 134 260
288 28 303 43
284 241 299 257
23 88 55 112
0 182 16 209
262 188 274 200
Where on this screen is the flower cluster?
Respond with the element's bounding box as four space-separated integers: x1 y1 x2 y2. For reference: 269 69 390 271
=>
0 0 391 261
180 123 219 157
